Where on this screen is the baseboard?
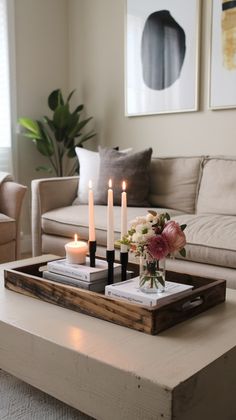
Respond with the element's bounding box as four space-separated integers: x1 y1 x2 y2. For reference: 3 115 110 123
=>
21 234 32 254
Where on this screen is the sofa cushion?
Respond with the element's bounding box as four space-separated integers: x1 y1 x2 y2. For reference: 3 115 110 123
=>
73 147 133 205
74 148 100 205
174 213 236 269
0 214 16 245
94 148 153 206
42 205 183 247
149 157 202 213
197 157 236 215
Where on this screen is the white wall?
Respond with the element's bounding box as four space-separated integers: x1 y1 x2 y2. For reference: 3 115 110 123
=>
68 0 236 157
14 0 236 246
14 0 68 237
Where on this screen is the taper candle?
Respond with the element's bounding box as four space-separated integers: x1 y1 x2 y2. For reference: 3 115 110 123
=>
107 179 114 251
121 181 127 252
88 180 95 241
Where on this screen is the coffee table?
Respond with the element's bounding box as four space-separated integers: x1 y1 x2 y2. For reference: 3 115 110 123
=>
0 255 236 420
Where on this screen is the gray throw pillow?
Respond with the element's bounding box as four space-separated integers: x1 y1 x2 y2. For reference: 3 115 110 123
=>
94 148 153 206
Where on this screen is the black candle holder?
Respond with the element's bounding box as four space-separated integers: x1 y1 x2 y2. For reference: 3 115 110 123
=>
106 249 115 284
120 251 128 282
89 240 97 267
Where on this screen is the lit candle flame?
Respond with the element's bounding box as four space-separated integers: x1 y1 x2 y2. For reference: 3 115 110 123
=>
122 181 126 191
74 233 78 242
88 180 92 189
108 179 112 189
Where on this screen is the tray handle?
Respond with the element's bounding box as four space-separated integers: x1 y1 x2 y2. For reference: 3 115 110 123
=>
181 296 204 311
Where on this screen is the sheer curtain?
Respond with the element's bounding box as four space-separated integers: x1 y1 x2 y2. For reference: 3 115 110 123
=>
0 0 14 173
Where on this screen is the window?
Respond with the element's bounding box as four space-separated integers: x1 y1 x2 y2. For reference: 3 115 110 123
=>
0 0 13 172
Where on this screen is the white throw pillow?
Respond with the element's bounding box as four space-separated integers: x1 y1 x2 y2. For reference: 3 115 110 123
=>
73 147 132 205
73 148 100 204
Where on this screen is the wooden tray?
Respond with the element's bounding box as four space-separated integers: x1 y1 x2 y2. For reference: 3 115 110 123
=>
4 259 226 335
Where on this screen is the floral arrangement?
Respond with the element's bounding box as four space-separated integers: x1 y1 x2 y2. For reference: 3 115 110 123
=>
121 210 187 261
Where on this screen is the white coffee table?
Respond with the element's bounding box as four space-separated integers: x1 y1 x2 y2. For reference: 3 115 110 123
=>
0 255 236 420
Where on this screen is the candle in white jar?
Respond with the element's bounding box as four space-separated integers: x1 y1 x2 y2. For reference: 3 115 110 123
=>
65 234 88 264
121 180 127 253
88 180 95 242
107 179 114 251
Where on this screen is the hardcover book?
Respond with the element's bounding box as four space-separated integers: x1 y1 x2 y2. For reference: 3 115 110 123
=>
43 270 134 292
105 277 194 307
47 257 121 283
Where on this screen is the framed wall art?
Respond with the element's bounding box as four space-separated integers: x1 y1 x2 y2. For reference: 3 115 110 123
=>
125 0 201 117
209 0 236 109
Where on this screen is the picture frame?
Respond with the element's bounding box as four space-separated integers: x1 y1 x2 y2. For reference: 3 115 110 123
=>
125 0 201 117
209 0 236 110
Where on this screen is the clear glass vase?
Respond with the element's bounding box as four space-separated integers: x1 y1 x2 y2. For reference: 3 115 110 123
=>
139 256 165 294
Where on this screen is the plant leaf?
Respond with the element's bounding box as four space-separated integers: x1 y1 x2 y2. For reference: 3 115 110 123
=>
74 117 93 135
18 118 40 136
66 89 75 103
48 89 64 111
73 104 84 114
35 165 53 173
53 104 70 129
179 248 186 258
76 131 96 145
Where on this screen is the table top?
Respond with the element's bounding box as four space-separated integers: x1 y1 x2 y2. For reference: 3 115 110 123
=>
1 255 236 390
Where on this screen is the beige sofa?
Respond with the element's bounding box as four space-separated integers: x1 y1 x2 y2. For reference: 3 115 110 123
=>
0 178 27 263
31 156 236 288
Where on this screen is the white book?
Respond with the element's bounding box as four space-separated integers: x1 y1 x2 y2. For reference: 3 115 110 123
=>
43 271 107 292
43 269 134 292
47 257 121 283
105 277 194 307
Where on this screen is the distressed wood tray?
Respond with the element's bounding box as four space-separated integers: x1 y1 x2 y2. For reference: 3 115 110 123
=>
4 258 226 335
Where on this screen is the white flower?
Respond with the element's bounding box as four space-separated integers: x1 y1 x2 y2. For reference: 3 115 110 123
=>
136 222 152 233
132 232 143 243
146 213 154 222
146 213 160 224
129 216 147 229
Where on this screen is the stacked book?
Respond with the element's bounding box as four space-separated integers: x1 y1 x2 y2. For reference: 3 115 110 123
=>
105 277 194 307
43 257 122 292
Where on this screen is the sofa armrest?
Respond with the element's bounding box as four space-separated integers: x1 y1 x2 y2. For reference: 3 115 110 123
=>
31 176 79 256
0 181 27 259
0 181 27 219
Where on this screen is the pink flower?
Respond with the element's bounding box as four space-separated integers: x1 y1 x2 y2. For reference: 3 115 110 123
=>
162 221 186 253
147 235 169 260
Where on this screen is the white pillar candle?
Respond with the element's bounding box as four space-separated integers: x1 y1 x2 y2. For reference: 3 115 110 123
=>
121 180 128 253
65 234 88 264
88 180 95 242
107 179 114 251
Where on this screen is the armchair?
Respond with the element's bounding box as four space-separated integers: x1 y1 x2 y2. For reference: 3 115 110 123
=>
0 178 27 262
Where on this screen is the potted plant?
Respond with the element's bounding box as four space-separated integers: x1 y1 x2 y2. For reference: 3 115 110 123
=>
18 89 96 176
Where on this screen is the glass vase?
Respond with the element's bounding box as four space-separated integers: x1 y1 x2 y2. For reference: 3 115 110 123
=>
139 256 165 294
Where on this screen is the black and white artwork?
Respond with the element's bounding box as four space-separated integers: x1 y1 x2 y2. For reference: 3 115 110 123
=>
125 0 200 116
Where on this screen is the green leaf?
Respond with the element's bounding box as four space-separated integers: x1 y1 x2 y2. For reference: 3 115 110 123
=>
66 89 75 103
73 104 84 114
36 165 53 173
53 104 70 129
180 224 187 231
23 132 42 140
179 248 186 258
75 131 96 145
66 113 79 138
74 117 93 135
165 212 171 220
18 118 40 136
48 89 64 111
